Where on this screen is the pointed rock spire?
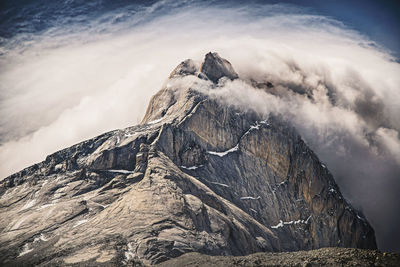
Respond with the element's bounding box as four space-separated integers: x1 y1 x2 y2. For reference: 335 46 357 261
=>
200 52 238 83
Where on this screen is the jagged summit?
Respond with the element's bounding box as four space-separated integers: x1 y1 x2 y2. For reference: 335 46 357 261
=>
142 52 238 124
0 53 376 266
200 52 239 83
168 52 238 83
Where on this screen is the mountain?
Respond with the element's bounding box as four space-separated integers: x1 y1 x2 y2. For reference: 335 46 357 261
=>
0 52 376 266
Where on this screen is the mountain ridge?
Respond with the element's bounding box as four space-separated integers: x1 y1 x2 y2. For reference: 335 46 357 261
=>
0 52 376 266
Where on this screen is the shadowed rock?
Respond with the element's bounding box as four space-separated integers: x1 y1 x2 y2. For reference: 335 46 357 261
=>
200 52 239 83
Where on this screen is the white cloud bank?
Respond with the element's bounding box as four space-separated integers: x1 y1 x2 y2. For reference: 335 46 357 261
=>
0 1 399 251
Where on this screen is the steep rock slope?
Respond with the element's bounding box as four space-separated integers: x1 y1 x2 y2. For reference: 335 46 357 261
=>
0 52 376 266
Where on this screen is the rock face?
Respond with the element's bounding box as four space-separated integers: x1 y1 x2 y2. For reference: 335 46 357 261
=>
200 52 238 83
0 53 376 266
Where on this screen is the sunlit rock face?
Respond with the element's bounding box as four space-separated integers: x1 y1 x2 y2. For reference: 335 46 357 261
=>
0 53 376 266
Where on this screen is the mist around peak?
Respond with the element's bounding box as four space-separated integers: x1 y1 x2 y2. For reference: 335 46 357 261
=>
0 0 399 251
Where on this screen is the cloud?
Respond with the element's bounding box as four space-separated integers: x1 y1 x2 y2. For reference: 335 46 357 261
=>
0 0 399 251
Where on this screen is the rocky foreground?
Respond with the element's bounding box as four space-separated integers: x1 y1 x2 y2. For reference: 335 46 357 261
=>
0 53 378 266
157 248 400 267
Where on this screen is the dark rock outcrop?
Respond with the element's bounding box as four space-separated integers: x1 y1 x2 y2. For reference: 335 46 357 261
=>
200 52 238 83
0 53 376 266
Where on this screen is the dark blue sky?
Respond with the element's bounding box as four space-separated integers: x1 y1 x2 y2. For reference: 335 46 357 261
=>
271 0 400 59
1 0 399 58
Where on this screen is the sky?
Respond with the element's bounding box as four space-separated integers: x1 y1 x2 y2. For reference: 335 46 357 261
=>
0 0 399 251
275 0 400 59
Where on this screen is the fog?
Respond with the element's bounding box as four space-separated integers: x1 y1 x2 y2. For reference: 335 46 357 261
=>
0 1 399 251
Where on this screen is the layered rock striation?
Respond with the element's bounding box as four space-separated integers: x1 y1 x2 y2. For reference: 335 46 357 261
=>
0 52 376 266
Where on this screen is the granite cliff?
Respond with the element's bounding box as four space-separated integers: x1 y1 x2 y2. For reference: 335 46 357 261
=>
0 52 376 266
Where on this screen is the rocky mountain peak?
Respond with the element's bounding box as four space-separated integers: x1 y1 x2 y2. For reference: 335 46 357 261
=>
200 52 239 83
0 53 376 266
142 53 238 124
169 59 198 78
167 52 239 83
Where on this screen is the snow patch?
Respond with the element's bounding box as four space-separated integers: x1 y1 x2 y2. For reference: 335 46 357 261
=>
210 182 229 187
54 163 63 171
125 242 136 261
329 188 336 194
33 233 48 243
271 220 284 229
240 196 261 200
73 219 88 228
106 169 134 174
278 180 287 186
208 144 239 157
250 208 258 213
180 165 203 170
18 243 33 257
271 215 312 229
207 120 267 158
242 122 262 137
356 214 365 221
250 124 260 130
40 233 48 242
147 118 163 124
